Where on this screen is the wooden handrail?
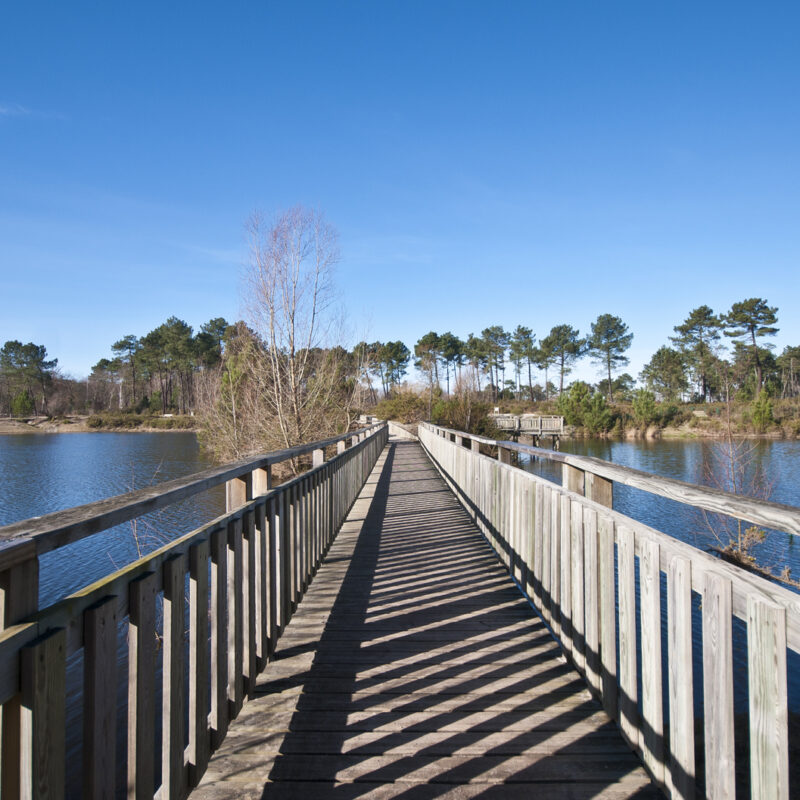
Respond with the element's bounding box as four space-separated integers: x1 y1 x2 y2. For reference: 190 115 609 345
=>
0 423 384 566
427 422 800 536
0 422 389 799
420 422 795 798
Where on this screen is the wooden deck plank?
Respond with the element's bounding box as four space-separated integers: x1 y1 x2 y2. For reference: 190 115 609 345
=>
193 440 659 798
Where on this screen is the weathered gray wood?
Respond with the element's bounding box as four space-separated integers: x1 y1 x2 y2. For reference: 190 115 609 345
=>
189 539 210 787
279 491 292 632
82 596 117 800
225 472 251 513
227 519 244 716
242 510 257 697
702 572 734 800
667 556 694 800
162 554 186 800
639 538 663 785
421 423 800 654
570 499 585 673
20 627 65 800
193 438 657 800
559 494 572 657
128 571 157 800
747 596 788 800
585 472 613 508
1 557 39 800
563 464 585 496
617 525 638 749
498 446 511 465
210 528 228 747
533 482 544 609
598 514 617 721
266 497 277 658
0 424 385 566
550 488 561 640
255 503 268 666
426 423 800 537
253 466 270 496
583 508 600 694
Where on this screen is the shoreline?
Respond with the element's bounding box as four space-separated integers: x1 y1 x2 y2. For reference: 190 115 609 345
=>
0 417 199 435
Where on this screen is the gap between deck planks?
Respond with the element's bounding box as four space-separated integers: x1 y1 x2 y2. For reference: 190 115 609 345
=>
192 438 660 799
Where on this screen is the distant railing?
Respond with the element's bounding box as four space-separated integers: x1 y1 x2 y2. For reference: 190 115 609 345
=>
0 422 388 800
420 422 799 799
491 414 564 435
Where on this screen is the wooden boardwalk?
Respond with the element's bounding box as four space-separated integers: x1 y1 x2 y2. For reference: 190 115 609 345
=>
193 439 659 799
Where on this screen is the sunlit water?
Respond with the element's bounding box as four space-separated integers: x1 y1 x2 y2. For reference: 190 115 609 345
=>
521 437 800 718
2 432 800 787
0 432 224 607
520 437 800 580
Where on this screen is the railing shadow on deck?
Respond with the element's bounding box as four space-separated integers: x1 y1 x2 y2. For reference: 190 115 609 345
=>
419 422 800 800
231 441 661 798
0 423 388 800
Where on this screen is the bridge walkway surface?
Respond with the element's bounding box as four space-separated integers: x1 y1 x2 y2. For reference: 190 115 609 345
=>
193 438 659 799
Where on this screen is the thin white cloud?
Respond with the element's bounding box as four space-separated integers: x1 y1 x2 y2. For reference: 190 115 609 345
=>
0 103 31 117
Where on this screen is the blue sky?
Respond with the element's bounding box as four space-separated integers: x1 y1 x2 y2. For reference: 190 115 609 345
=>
2 1 799 384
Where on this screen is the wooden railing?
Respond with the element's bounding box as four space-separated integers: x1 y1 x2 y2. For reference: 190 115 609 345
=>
0 422 388 800
420 422 800 800
491 414 564 435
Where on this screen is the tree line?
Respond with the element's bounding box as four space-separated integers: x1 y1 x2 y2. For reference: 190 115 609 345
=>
384 297 796 407
3 296 796 422
0 316 230 417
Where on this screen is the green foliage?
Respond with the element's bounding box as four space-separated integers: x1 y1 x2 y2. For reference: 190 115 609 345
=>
542 324 585 394
670 305 721 400
587 314 633 399
751 394 774 433
10 391 34 417
583 393 614 433
373 392 427 423
556 381 592 427
631 389 658 428
722 297 779 395
640 346 688 401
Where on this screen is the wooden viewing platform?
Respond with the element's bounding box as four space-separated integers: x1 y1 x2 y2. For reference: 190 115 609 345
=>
1 419 799 798
193 438 656 798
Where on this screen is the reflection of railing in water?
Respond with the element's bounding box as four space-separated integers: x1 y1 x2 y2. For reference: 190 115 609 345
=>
0 423 387 799
420 421 800 799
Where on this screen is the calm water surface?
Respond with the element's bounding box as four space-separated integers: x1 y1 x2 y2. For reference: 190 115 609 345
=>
521 437 800 579
0 432 223 607
522 437 800 716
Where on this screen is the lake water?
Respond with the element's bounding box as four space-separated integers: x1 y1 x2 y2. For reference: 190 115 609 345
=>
0 432 223 607
2 431 800 785
520 437 800 583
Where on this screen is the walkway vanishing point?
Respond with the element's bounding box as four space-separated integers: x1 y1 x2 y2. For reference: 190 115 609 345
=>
1 420 799 798
193 435 656 799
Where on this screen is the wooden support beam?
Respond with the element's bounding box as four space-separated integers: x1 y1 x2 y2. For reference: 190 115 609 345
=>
21 628 66 800
83 597 117 800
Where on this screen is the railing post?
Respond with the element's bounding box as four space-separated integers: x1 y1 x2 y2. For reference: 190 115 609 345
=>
253 466 271 495
21 627 66 800
1 556 39 800
471 438 480 454
226 472 253 512
337 440 346 454
455 435 463 447
498 446 511 465
562 464 585 495
585 472 613 507
312 448 324 468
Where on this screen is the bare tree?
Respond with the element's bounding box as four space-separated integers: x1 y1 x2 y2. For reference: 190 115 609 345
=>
199 207 360 470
